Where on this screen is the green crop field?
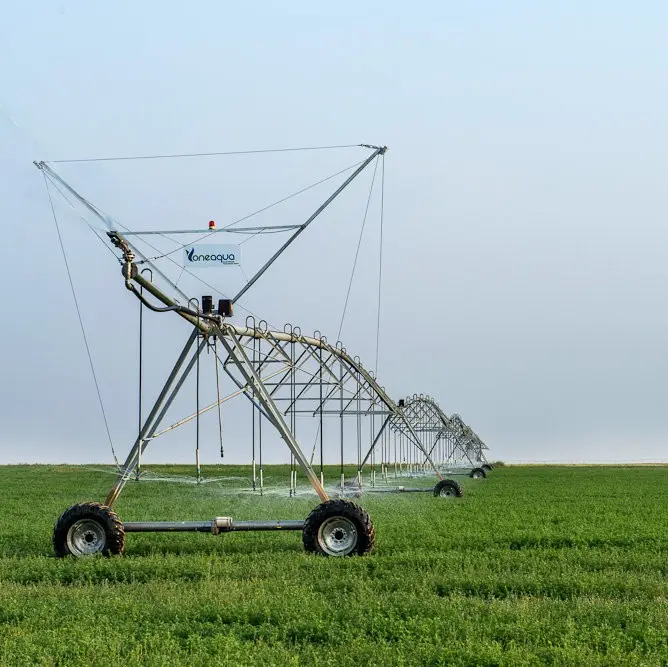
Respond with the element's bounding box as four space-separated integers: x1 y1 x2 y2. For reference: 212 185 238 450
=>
0 464 667 666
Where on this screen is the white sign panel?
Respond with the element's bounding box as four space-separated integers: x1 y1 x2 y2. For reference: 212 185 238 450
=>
183 244 240 267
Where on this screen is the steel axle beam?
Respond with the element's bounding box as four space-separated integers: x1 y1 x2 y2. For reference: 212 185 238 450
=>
123 518 305 533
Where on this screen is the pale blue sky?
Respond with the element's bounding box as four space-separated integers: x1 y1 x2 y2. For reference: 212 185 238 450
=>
1 1 666 464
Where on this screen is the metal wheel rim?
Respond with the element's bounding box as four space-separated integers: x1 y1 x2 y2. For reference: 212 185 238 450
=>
473 471 483 479
439 486 456 497
66 519 106 556
317 516 358 555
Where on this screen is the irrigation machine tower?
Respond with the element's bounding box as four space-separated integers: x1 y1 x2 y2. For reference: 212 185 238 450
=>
35 144 490 558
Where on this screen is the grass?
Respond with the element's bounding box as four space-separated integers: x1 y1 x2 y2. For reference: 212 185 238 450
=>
0 464 667 665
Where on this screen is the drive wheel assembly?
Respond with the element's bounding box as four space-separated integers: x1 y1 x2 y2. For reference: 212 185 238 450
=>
302 499 374 556
470 467 487 479
433 479 464 498
53 502 125 557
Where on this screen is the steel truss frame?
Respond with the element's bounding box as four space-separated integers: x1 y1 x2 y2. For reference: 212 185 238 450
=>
104 266 448 507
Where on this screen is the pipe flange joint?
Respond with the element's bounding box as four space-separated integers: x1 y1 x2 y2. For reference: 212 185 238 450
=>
122 262 138 281
211 516 233 535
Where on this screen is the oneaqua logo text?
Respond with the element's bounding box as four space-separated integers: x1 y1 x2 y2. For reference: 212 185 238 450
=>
183 245 240 267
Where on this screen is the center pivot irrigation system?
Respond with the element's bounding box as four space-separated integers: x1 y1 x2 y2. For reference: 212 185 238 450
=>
35 143 492 558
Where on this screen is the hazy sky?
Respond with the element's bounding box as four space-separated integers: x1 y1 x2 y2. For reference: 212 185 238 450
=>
1 1 666 466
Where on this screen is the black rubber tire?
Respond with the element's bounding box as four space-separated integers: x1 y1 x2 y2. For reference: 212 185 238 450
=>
470 467 487 479
482 464 493 472
53 502 125 558
302 499 374 557
433 479 464 498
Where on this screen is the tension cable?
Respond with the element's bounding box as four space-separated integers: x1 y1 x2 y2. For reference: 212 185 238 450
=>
375 154 385 375
337 157 380 341
50 144 366 164
138 157 367 263
42 174 120 468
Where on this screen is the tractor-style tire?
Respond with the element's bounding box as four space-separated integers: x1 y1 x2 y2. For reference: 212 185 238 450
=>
470 467 487 479
482 464 493 472
53 502 125 558
433 479 464 498
303 499 374 557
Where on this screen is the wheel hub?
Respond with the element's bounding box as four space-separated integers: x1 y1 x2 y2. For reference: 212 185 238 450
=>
318 516 358 555
66 519 106 556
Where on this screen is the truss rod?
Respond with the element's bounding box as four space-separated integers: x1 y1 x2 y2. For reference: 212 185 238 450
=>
121 225 300 236
105 332 205 506
218 330 330 502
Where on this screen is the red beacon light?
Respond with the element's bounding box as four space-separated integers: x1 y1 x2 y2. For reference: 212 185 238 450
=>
208 220 216 231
